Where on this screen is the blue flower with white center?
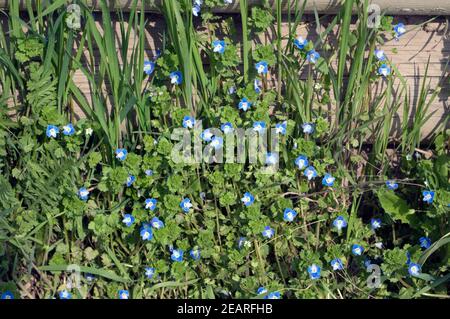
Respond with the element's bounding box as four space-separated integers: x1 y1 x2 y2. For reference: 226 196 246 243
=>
212 40 226 54
224 0 233 4
200 129 214 142
78 187 89 201
140 224 153 241
126 175 136 187
374 49 386 61
180 198 193 213
386 180 398 190
122 214 135 227
59 290 72 299
322 173 335 187
241 192 255 207
283 208 297 222
303 166 318 181
378 64 391 77
115 148 128 161
265 152 278 166
351 244 364 256
262 226 275 239
1 291 14 299
170 71 183 85
255 61 268 75
294 36 308 49
238 237 250 249
145 267 155 279
182 116 196 129
210 136 223 150
422 190 435 204
145 198 157 211
371 218 382 230
221 122 234 134
143 61 155 75
419 237 431 249
295 155 309 170
408 262 421 277
85 273 95 282
257 286 268 295
330 258 344 271
306 50 320 64
394 23 406 39
119 290 130 299
150 216 164 229
333 216 347 231
307 264 321 280
46 125 59 138
171 248 184 262
192 5 201 16
275 121 287 135
62 123 75 136
254 78 262 94
238 97 252 111
190 248 201 260
253 121 266 134
145 169 154 176
267 292 281 299
302 122 315 134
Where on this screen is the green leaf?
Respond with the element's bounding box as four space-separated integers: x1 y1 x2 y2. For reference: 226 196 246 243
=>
376 189 415 223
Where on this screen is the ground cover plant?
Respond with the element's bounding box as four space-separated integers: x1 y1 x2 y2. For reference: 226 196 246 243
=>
0 0 449 299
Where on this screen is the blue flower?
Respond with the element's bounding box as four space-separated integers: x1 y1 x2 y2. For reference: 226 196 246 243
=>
150 216 164 229
126 175 136 187
253 121 266 134
115 148 128 161
306 50 320 64
212 40 226 54
406 251 411 265
78 187 89 201
275 121 287 135
145 267 155 279
254 78 262 93
265 152 278 166
182 115 196 129
170 71 183 85
224 0 233 4
386 180 398 190
119 290 130 299
221 122 234 134
190 248 201 260
238 237 250 249
364 258 372 269
143 61 155 75
394 23 406 39
374 49 386 61
145 198 157 211
62 123 75 136
1 291 14 299
228 86 236 94
171 248 184 262
307 264 321 279
59 290 72 299
303 166 318 181
333 216 347 231
322 173 335 187
370 218 382 230
192 5 201 16
122 214 135 227
295 155 309 170
267 291 281 299
283 208 297 222
241 192 255 206
255 61 268 75
351 244 364 256
238 97 252 111
408 262 421 277
330 258 344 271
46 125 59 138
210 136 223 150
422 190 435 204
140 224 153 241
294 36 308 49
85 273 95 282
302 122 315 134
378 64 391 77
180 198 193 213
257 286 268 295
200 129 214 142
145 169 154 176
262 226 275 238
419 237 431 249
